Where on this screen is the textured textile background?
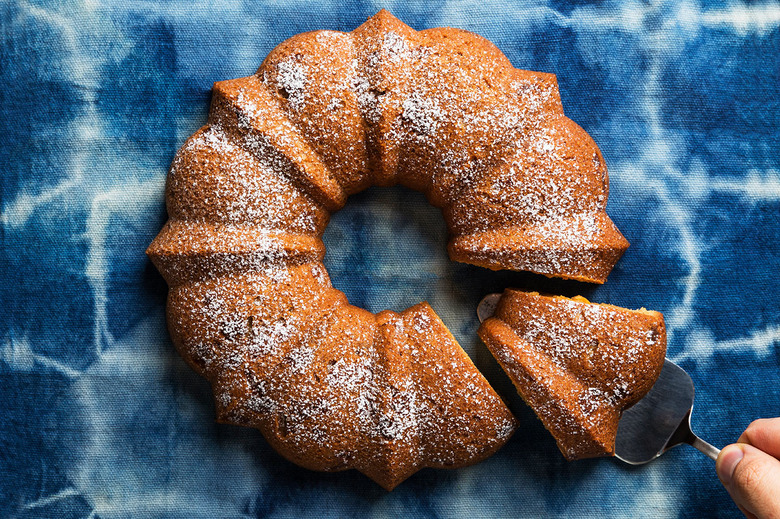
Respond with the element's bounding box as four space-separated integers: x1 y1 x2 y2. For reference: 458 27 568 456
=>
2 1 779 517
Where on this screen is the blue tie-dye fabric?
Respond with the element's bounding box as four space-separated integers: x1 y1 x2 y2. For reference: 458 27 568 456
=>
2 1 778 517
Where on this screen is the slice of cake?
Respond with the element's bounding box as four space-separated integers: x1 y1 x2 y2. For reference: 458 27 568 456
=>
478 289 666 460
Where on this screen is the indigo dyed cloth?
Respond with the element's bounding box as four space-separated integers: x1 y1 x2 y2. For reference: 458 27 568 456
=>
2 1 779 517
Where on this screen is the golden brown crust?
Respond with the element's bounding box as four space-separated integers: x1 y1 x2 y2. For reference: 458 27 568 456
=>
146 9 632 488
211 75 347 211
257 30 372 195
448 213 629 284
478 289 667 460
166 264 516 489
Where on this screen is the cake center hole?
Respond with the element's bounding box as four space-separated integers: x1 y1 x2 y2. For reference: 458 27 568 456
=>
321 186 451 314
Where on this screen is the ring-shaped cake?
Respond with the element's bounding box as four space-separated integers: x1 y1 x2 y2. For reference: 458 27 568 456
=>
147 10 629 489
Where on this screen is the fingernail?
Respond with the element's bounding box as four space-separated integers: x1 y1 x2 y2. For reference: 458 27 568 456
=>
717 445 744 486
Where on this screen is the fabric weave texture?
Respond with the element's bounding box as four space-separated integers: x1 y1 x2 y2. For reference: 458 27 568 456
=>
1 1 779 517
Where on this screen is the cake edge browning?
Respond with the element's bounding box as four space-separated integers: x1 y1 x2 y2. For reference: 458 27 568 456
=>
479 319 620 459
146 8 633 488
478 289 667 460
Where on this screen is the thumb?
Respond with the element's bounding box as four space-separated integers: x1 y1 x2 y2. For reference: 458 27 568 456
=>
717 443 780 519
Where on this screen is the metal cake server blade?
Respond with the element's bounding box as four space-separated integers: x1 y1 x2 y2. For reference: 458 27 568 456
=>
613 358 720 463
476 293 721 465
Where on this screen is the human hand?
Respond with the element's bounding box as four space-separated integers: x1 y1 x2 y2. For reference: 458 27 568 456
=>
717 418 780 519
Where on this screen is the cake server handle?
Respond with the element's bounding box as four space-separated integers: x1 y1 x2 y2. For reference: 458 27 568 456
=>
667 409 720 461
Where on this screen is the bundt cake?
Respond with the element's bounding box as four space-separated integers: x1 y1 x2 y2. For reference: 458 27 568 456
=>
478 290 667 460
147 10 629 488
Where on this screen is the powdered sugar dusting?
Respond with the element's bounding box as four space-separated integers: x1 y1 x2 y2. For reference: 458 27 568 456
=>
146 10 626 487
275 59 308 112
401 91 442 136
508 293 664 402
383 31 410 62
247 316 301 357
168 126 321 233
351 58 381 124
379 388 418 440
481 291 666 459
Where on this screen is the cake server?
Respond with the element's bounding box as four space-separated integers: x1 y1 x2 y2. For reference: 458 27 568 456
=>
477 293 720 464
